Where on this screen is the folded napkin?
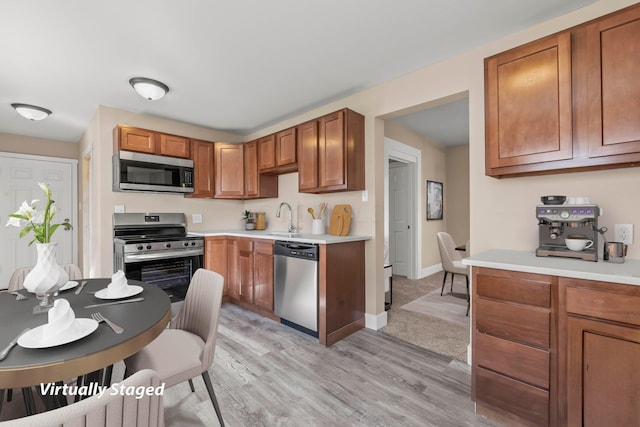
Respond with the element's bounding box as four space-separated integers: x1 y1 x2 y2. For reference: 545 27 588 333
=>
43 298 75 338
108 270 129 296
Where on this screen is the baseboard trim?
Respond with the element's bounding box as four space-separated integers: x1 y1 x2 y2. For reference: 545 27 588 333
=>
365 310 387 330
418 263 442 279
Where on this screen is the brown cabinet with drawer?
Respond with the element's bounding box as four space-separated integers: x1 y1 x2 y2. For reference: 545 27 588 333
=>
560 278 640 427
472 267 556 427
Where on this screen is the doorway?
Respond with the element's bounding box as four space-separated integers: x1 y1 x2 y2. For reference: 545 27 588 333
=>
384 137 421 280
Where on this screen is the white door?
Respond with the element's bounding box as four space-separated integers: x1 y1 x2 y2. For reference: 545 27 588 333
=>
389 162 409 276
0 153 77 289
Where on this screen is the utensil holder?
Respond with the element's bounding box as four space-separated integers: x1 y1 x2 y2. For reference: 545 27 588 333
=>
312 219 324 235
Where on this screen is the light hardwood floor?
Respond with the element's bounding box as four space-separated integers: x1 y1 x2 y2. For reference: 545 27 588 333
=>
161 303 499 427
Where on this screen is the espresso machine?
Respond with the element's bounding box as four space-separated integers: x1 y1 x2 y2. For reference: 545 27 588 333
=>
536 204 600 261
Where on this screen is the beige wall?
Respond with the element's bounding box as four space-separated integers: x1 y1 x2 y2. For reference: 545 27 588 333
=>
0 132 78 159
446 145 470 248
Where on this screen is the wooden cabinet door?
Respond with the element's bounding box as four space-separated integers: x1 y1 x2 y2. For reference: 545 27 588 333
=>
159 134 190 158
214 143 244 198
257 134 276 171
204 237 228 295
318 110 346 189
586 6 640 158
485 32 573 174
188 140 214 198
297 119 319 191
236 239 254 304
118 126 157 154
567 316 640 426
227 239 240 299
244 141 258 198
276 127 296 168
254 241 274 311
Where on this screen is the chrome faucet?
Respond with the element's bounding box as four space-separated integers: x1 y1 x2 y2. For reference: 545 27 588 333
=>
276 202 295 233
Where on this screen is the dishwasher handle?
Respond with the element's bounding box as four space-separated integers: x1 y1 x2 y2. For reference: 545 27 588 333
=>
274 240 318 260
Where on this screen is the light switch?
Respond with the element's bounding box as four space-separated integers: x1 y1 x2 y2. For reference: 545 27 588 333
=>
361 190 368 202
114 205 125 213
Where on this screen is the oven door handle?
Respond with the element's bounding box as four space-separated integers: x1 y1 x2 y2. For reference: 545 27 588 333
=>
124 248 203 262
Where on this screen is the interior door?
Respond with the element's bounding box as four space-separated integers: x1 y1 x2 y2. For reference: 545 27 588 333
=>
0 153 77 289
389 162 409 276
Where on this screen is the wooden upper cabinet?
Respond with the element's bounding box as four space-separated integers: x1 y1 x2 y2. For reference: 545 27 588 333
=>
245 141 259 198
297 119 319 191
275 127 297 169
485 32 573 176
586 5 640 158
299 108 364 193
188 139 214 198
159 133 190 158
114 125 191 159
214 142 245 198
116 126 157 154
257 134 276 171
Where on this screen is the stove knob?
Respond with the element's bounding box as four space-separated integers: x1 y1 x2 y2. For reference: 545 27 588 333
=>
560 210 570 219
191 241 196 246
137 245 144 251
184 242 189 247
165 243 171 248
146 245 152 250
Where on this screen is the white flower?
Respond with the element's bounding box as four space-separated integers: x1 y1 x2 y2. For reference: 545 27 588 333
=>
38 182 52 198
6 215 23 228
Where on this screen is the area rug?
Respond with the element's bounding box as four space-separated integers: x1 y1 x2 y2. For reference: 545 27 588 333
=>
400 288 469 328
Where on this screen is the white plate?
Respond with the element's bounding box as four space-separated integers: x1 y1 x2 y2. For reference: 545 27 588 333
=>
94 285 143 300
18 318 99 349
59 280 79 291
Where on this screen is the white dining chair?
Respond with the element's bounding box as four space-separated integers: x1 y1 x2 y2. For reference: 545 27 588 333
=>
125 268 225 426
436 232 470 316
0 369 164 426
8 264 82 292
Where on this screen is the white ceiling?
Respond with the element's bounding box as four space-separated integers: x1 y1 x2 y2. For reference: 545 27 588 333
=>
0 0 596 144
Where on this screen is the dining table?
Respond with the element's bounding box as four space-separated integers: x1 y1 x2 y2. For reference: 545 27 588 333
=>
0 278 170 411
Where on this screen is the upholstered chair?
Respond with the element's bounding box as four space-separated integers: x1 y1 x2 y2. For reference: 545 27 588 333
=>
0 369 164 427
436 232 470 316
125 268 225 426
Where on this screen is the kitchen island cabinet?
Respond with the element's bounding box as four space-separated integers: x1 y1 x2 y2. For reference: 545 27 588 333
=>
485 2 640 178
464 250 640 426
202 232 367 345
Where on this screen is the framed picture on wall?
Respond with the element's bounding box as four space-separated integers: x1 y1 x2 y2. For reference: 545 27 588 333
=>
426 180 443 220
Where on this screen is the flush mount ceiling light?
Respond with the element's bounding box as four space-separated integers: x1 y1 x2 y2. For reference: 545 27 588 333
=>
129 77 170 100
11 103 52 121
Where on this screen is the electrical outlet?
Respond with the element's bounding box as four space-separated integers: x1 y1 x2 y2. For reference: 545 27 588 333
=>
361 190 368 202
114 205 125 213
192 213 202 224
615 224 634 244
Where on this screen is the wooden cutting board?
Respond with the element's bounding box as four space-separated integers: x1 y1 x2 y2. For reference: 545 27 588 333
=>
329 204 352 236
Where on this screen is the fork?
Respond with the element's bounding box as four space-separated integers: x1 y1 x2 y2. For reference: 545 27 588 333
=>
9 291 27 301
91 312 124 334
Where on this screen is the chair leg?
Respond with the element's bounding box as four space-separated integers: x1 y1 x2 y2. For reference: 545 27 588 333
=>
450 273 455 293
0 389 4 415
441 271 448 295
6 388 11 402
188 378 195 393
465 275 470 317
22 387 36 415
201 371 225 427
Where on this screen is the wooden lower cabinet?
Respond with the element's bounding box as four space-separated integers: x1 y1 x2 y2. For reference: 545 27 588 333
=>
473 267 640 426
561 278 640 426
472 267 555 426
204 236 228 295
253 241 274 311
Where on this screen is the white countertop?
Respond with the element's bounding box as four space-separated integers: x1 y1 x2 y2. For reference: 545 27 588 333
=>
189 229 371 244
463 249 640 286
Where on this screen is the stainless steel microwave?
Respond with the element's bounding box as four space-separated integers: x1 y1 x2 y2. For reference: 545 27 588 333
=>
113 150 194 194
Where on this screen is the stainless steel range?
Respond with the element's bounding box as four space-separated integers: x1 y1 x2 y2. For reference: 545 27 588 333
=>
113 213 203 302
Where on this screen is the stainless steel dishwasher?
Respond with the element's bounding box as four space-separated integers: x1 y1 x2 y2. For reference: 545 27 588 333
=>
274 240 319 336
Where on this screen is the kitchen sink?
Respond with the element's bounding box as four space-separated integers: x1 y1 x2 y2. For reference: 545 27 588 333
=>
268 232 301 237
